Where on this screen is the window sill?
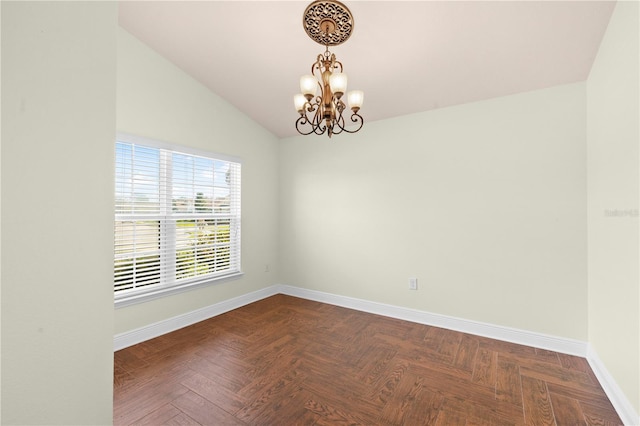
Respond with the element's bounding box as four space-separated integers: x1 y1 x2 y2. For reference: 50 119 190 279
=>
114 272 244 309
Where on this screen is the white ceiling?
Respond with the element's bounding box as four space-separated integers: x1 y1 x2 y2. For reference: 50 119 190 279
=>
118 1 616 139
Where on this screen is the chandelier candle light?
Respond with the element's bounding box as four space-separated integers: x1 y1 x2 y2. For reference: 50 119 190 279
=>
294 0 364 138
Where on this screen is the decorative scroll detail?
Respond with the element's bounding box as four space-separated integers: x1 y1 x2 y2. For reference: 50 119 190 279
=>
312 51 342 80
295 106 364 138
303 0 354 46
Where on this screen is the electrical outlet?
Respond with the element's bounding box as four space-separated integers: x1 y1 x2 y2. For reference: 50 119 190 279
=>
264 264 270 272
409 277 418 290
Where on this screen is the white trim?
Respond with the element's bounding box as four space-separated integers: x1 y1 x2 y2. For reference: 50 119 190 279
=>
587 345 640 426
115 272 244 308
115 283 589 356
113 285 279 351
276 285 588 357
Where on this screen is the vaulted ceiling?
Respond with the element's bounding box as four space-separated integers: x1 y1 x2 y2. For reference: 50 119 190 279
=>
119 1 616 139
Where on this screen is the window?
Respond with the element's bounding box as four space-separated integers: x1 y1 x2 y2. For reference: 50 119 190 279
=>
114 135 241 306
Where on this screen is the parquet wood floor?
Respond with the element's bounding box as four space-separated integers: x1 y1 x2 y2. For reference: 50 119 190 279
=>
114 294 622 425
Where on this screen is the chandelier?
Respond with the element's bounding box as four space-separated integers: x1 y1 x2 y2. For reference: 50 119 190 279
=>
294 0 364 138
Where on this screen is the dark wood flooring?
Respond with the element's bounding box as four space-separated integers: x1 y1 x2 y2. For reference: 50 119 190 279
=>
114 294 622 425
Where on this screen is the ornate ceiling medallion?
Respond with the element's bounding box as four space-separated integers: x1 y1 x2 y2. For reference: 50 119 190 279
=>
303 0 354 47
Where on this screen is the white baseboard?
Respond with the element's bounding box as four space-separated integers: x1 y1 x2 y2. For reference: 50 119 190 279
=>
113 283 635 425
113 285 280 351
277 285 588 356
587 345 640 426
114 283 588 355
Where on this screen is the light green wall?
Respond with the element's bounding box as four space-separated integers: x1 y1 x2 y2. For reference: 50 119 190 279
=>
587 1 640 416
1 2 4 421
115 28 280 334
1 2 116 424
280 83 588 340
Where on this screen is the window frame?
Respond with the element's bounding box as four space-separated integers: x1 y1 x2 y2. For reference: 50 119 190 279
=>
114 133 243 308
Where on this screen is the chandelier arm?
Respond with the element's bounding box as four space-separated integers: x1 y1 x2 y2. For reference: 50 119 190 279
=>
295 114 318 136
296 101 322 135
310 100 323 131
338 112 364 134
331 125 345 136
312 103 327 135
313 119 327 135
296 101 332 137
329 108 347 135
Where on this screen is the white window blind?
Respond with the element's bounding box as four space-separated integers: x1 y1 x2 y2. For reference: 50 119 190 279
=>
114 138 241 303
